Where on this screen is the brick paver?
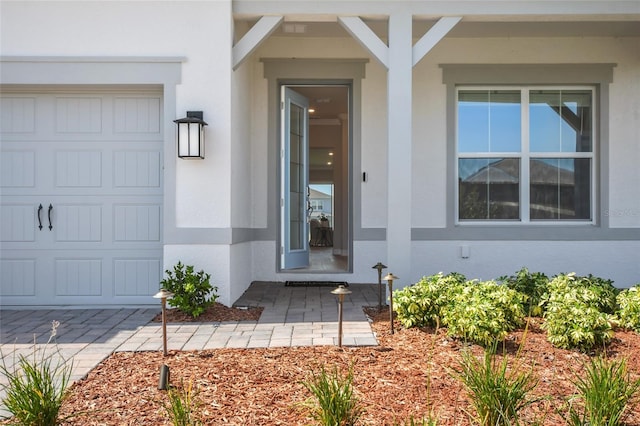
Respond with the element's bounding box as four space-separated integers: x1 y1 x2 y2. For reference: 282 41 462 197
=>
0 282 379 416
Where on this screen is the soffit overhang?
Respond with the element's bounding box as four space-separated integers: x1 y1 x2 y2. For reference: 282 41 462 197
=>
233 0 640 38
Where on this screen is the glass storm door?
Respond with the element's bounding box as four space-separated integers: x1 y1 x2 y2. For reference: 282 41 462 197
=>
281 87 310 269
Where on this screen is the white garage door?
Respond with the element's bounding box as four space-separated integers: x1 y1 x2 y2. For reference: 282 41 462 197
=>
0 88 164 306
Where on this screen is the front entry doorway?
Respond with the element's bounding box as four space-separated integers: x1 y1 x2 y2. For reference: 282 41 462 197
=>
279 84 350 272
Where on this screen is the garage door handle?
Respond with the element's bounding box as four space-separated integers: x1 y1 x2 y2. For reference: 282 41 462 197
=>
37 204 43 230
48 204 53 231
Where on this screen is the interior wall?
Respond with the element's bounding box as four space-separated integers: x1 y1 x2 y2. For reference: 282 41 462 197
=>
310 122 342 247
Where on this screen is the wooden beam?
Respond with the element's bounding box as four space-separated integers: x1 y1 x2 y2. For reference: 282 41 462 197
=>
338 16 389 69
412 17 461 67
233 16 283 70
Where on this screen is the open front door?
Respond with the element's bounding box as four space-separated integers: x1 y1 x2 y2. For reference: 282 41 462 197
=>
280 87 310 269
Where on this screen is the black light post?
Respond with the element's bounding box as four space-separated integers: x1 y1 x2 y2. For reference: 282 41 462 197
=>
153 289 174 390
331 285 352 347
153 289 174 356
383 273 398 334
372 262 387 310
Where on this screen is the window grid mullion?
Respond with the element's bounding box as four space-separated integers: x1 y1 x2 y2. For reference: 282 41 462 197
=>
455 85 595 224
521 88 530 222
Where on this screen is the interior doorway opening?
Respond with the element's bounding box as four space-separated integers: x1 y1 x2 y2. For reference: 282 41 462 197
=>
281 84 350 273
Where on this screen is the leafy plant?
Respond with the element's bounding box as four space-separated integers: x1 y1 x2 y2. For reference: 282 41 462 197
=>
616 286 640 332
498 267 549 316
441 280 526 348
455 344 538 426
577 274 620 315
393 272 466 328
160 262 218 318
302 364 364 426
541 273 614 351
567 356 640 426
0 321 73 426
164 379 202 426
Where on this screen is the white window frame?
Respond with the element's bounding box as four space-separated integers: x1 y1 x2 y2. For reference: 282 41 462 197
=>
455 85 597 225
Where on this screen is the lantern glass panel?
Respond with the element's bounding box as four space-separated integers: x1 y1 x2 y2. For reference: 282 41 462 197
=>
189 123 200 156
178 123 190 157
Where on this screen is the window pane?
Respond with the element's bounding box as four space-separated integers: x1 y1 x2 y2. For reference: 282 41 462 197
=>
459 158 520 220
530 158 591 220
530 90 592 153
458 90 521 153
288 103 305 249
290 103 302 135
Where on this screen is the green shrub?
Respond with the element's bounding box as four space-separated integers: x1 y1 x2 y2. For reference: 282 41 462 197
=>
541 273 614 351
441 280 526 348
393 272 466 328
616 286 640 332
455 344 538 426
567 356 640 426
0 321 73 426
577 274 620 314
498 267 549 317
302 364 364 426
160 262 218 318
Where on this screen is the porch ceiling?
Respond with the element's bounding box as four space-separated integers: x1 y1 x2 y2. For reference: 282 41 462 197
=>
238 19 640 40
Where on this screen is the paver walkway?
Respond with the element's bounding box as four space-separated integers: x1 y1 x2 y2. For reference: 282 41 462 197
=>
0 282 380 415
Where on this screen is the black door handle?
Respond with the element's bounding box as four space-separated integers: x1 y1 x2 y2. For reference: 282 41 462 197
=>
37 204 43 230
48 204 53 231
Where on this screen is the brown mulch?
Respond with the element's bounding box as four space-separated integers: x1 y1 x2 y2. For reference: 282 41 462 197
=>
151 303 264 323
16 308 640 425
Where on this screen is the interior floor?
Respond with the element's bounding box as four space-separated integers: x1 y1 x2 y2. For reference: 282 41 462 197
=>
295 247 348 272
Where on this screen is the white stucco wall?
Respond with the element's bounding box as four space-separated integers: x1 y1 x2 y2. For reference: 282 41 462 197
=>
250 62 270 229
164 244 232 306
2 1 638 302
252 37 390 230
360 63 389 229
608 38 640 228
1 0 241 304
253 35 640 233
412 35 640 229
248 34 640 289
411 241 640 289
229 242 253 304
251 240 387 284
1 0 234 229
231 52 254 228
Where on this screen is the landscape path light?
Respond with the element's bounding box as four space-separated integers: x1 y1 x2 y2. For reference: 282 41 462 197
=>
153 288 174 390
331 285 352 347
153 289 174 356
383 273 398 334
371 262 387 310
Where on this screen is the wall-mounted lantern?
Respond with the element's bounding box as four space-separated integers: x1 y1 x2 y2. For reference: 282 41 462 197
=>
174 111 207 159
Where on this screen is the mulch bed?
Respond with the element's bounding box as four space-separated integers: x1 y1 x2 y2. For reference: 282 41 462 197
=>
5 306 640 425
151 302 264 323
